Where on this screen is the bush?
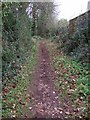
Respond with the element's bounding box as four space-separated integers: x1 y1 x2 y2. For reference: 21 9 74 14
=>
2 3 32 85
60 27 90 67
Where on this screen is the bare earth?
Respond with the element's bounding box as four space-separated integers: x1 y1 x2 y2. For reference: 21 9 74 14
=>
24 41 73 119
24 42 85 120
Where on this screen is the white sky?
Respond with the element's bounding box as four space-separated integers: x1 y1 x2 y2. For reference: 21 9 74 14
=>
54 0 89 20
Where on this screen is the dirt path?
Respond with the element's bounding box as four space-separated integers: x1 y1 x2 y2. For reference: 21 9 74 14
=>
25 41 66 118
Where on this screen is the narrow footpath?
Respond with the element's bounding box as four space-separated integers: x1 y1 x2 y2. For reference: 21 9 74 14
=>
25 41 66 119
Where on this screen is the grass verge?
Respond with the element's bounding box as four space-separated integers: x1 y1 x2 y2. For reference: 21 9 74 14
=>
47 40 89 119
2 41 37 118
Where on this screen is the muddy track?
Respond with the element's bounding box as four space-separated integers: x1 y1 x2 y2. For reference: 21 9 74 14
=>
25 41 66 119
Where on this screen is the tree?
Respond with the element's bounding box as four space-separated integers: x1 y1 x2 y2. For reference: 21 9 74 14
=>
57 19 68 29
2 2 32 83
27 2 56 37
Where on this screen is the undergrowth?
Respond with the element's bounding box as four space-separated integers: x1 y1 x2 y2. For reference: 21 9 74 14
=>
2 41 37 118
48 41 89 119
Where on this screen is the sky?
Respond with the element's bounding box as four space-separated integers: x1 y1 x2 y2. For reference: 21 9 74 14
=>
54 0 89 21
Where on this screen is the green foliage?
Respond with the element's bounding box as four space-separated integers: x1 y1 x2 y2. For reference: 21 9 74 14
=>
48 41 89 119
59 26 90 67
53 54 89 99
29 2 56 37
2 2 32 84
54 13 90 67
57 19 68 29
3 42 37 117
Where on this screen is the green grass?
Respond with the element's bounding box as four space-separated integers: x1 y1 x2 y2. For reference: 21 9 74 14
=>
2 42 37 118
53 54 89 98
50 47 89 118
